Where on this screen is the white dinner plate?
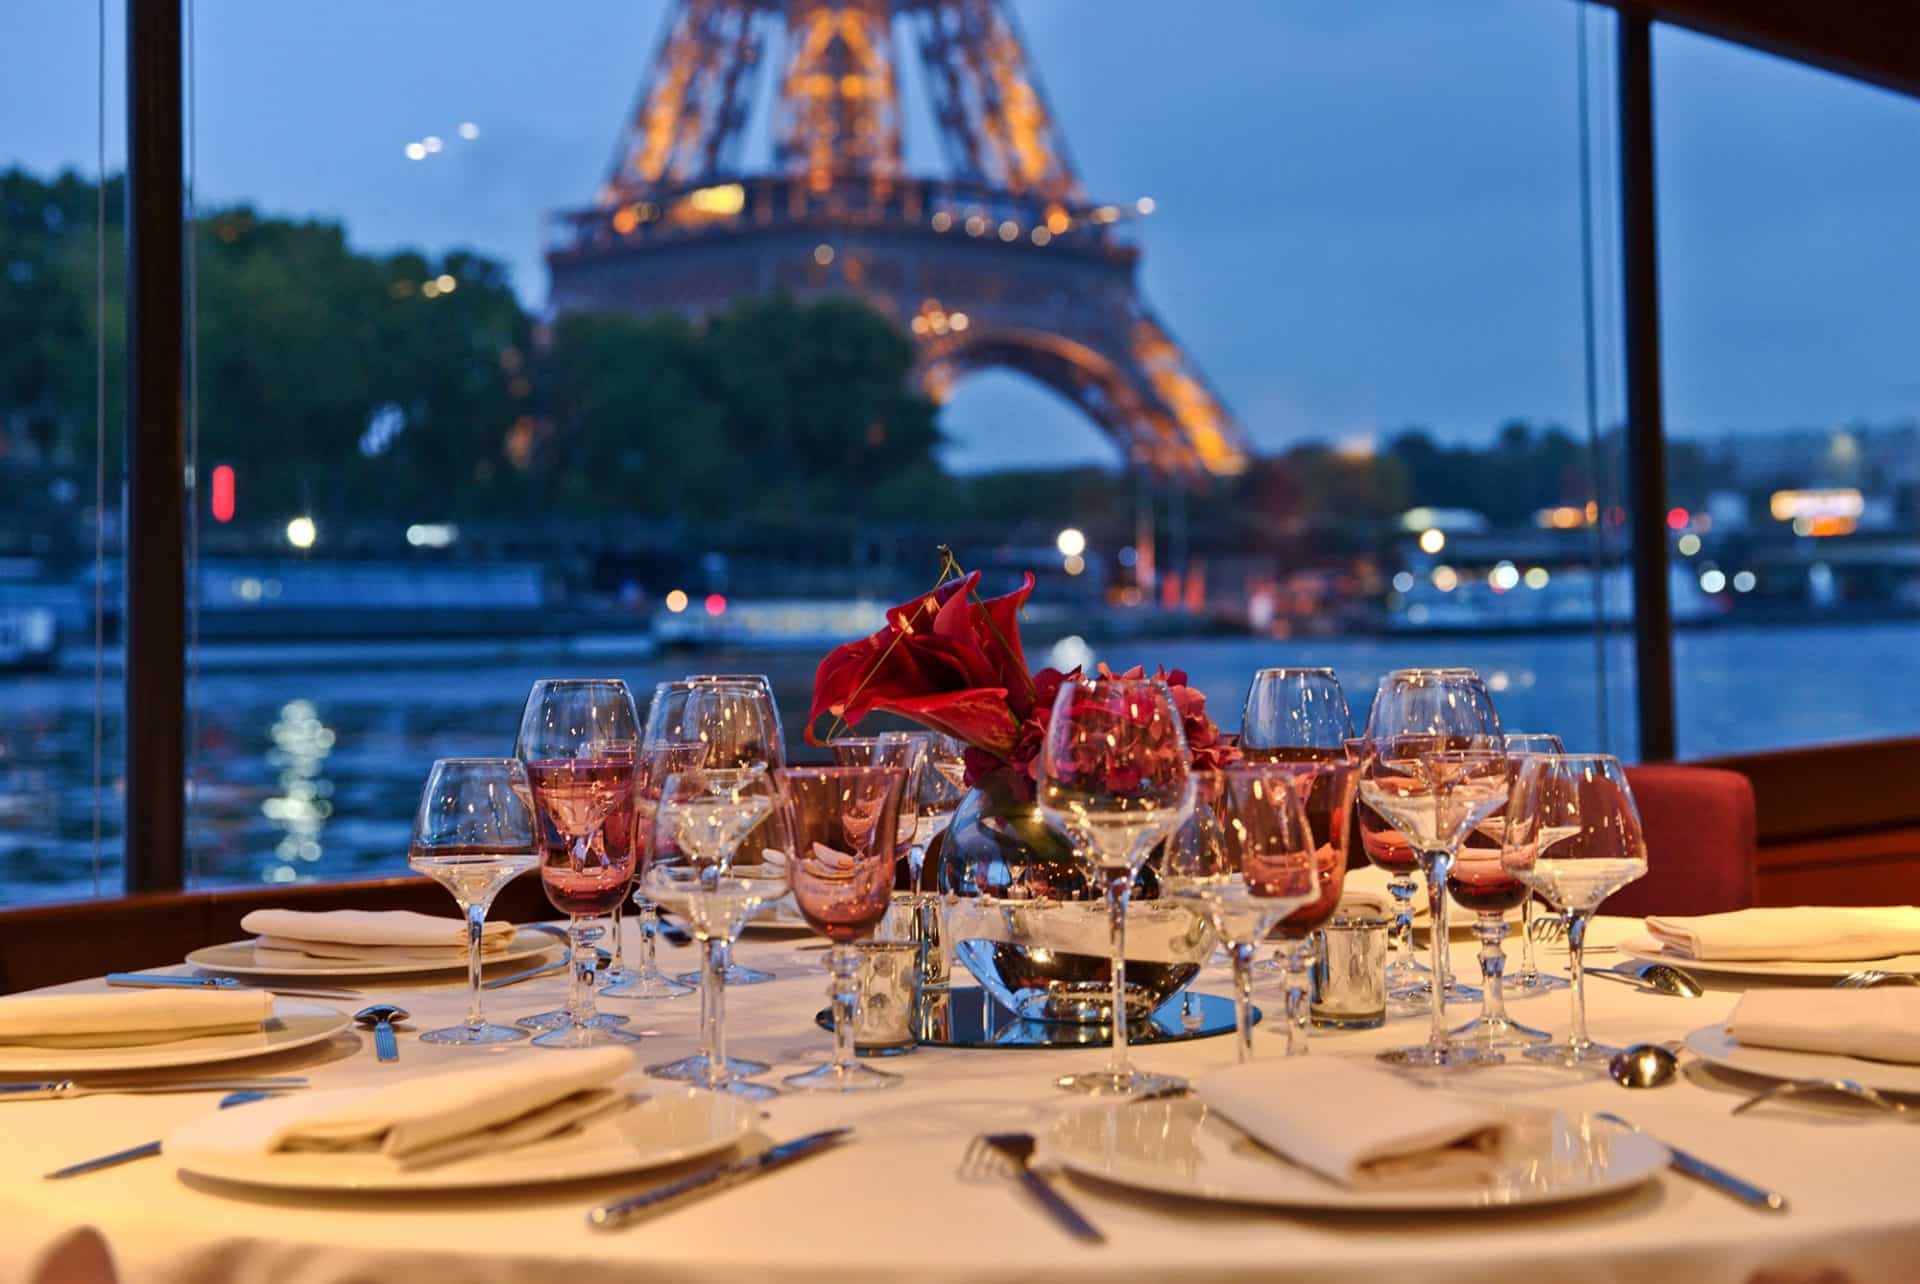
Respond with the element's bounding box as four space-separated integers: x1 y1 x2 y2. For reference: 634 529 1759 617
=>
186 928 557 979
1620 934 1920 980
1684 1023 1920 1098
0 999 351 1075
164 1083 753 1192
1042 1097 1667 1212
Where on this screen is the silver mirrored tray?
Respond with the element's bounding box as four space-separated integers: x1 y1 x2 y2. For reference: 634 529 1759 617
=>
816 987 1259 1051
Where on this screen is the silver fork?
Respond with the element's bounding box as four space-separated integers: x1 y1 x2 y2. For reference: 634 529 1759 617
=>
1732 1078 1912 1118
1837 969 1920 989
960 1133 1104 1243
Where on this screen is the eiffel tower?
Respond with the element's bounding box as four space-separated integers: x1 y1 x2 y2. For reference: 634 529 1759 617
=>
546 0 1248 479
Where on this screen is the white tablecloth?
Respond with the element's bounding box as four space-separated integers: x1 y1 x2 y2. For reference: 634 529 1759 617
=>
5 918 1919 1284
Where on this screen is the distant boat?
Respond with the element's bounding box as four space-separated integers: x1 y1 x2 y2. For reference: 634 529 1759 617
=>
0 605 58 672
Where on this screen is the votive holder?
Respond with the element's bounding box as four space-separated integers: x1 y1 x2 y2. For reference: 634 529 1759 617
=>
852 940 921 1055
1311 907 1389 1030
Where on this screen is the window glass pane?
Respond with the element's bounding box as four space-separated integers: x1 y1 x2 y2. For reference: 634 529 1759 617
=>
186 1 1634 890
1657 27 1920 755
0 5 126 905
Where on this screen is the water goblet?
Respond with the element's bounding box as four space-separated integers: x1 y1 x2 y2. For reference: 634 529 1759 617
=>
1346 736 1426 1004
1447 762 1553 1050
1240 667 1355 755
605 742 706 1000
1167 766 1316 1060
407 758 539 1046
780 765 908 1092
1037 674 1195 1097
685 672 787 762
829 733 925 880
1503 753 1648 1068
1500 732 1570 995
1260 758 1357 1055
516 678 644 1048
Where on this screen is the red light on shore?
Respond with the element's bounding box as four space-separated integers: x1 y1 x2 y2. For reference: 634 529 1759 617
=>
211 465 235 523
1666 507 1689 531
704 593 727 616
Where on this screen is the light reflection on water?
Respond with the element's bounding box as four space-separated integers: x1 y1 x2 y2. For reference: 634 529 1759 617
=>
0 621 1912 906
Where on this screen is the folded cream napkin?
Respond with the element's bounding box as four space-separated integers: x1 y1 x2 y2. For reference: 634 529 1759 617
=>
0 989 273 1048
1728 989 1920 1064
1645 906 1920 962
239 909 516 965
1196 1059 1515 1188
180 1047 636 1170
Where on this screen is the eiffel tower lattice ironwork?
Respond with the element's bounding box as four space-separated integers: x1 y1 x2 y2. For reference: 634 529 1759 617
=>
546 0 1247 478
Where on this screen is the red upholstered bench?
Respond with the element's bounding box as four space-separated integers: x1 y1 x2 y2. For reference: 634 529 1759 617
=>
1609 764 1758 917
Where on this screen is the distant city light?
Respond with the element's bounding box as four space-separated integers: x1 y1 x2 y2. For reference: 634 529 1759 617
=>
1136 197 1156 215
1770 487 1864 521
423 135 444 154
404 142 427 161
210 465 235 523
813 244 835 266
435 273 456 293
948 311 969 332
1732 570 1757 593
421 279 441 298
1030 227 1052 246
664 589 689 613
1391 571 1415 593
998 220 1019 241
964 214 988 237
685 184 746 216
285 516 317 549
406 523 457 548
1489 561 1520 592
1431 565 1459 592
1062 554 1086 576
1523 566 1550 590
1417 528 1446 555
704 593 727 616
1056 527 1087 558
1666 507 1690 530
458 121 480 140
1699 569 1727 593
931 211 953 232
1676 533 1702 556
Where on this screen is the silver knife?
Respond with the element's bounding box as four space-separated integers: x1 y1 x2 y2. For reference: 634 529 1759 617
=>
1 1077 308 1102
588 1128 851 1230
45 1089 279 1178
1595 1112 1788 1212
106 972 360 1001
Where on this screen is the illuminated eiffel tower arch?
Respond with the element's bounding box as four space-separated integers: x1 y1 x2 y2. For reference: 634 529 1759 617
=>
546 0 1248 479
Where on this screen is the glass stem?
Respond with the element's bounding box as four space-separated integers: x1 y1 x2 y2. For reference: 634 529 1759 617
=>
828 943 860 1075
463 899 488 1029
1517 895 1539 982
1105 869 1132 1080
1420 851 1453 1052
1476 915 1510 1029
566 916 598 1024
1566 909 1592 1052
700 936 728 1088
1387 876 1417 973
1229 941 1255 1062
1284 940 1314 1056
636 899 661 979
608 900 624 975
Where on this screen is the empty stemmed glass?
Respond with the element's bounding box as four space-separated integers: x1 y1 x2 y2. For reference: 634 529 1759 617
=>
830 733 925 880
1500 732 1569 995
781 765 908 1092
1167 766 1317 1060
1346 735 1425 1003
515 678 643 1048
1037 674 1195 1096
643 769 786 1099
1503 753 1649 1067
1446 747 1553 1050
407 758 539 1046
614 742 707 1000
1240 667 1355 758
1263 759 1357 1054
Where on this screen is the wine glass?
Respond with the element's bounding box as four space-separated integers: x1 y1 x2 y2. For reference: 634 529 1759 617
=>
1261 758 1357 1055
1345 735 1425 1003
1358 668 1507 1069
780 765 908 1092
407 758 539 1046
1036 674 1195 1096
1167 766 1316 1061
1446 744 1554 1050
643 768 786 1098
685 673 786 764
611 742 706 1000
1239 667 1354 757
515 678 644 1049
1503 753 1648 1067
1500 732 1569 995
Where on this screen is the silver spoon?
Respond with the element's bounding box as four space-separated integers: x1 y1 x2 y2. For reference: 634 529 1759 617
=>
354 1004 409 1062
1608 1043 1680 1089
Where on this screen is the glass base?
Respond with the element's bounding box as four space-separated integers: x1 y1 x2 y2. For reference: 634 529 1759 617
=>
1525 1039 1620 1067
601 970 695 999
1054 1067 1188 1097
672 963 774 987
695 1076 781 1102
648 1051 770 1081
1390 977 1483 1005
1451 1013 1554 1049
1377 1041 1502 1070
1508 971 1570 994
418 1021 528 1046
531 1021 643 1049
516 1009 632 1032
783 1060 903 1092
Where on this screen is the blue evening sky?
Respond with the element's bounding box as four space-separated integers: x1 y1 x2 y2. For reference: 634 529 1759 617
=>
6 2 1917 471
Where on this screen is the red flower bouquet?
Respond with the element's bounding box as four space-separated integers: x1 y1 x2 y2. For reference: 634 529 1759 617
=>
807 567 1239 790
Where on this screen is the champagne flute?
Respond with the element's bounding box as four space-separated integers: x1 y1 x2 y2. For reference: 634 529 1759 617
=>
643 768 785 1098
781 765 908 1092
1500 732 1569 994
1261 758 1357 1055
1037 674 1194 1096
1167 766 1316 1061
1503 753 1648 1067
407 758 539 1046
516 678 643 1049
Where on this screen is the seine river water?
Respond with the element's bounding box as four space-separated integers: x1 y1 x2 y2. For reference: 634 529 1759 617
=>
0 619 1912 906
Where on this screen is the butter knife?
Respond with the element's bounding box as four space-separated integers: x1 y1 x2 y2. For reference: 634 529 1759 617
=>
588 1128 851 1230
1 1077 308 1102
1595 1112 1788 1212
106 972 360 1002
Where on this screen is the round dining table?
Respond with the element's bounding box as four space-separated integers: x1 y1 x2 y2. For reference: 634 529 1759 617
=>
5 916 1918 1284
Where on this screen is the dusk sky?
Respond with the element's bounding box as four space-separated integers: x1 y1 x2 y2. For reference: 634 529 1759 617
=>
7 1 1918 472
